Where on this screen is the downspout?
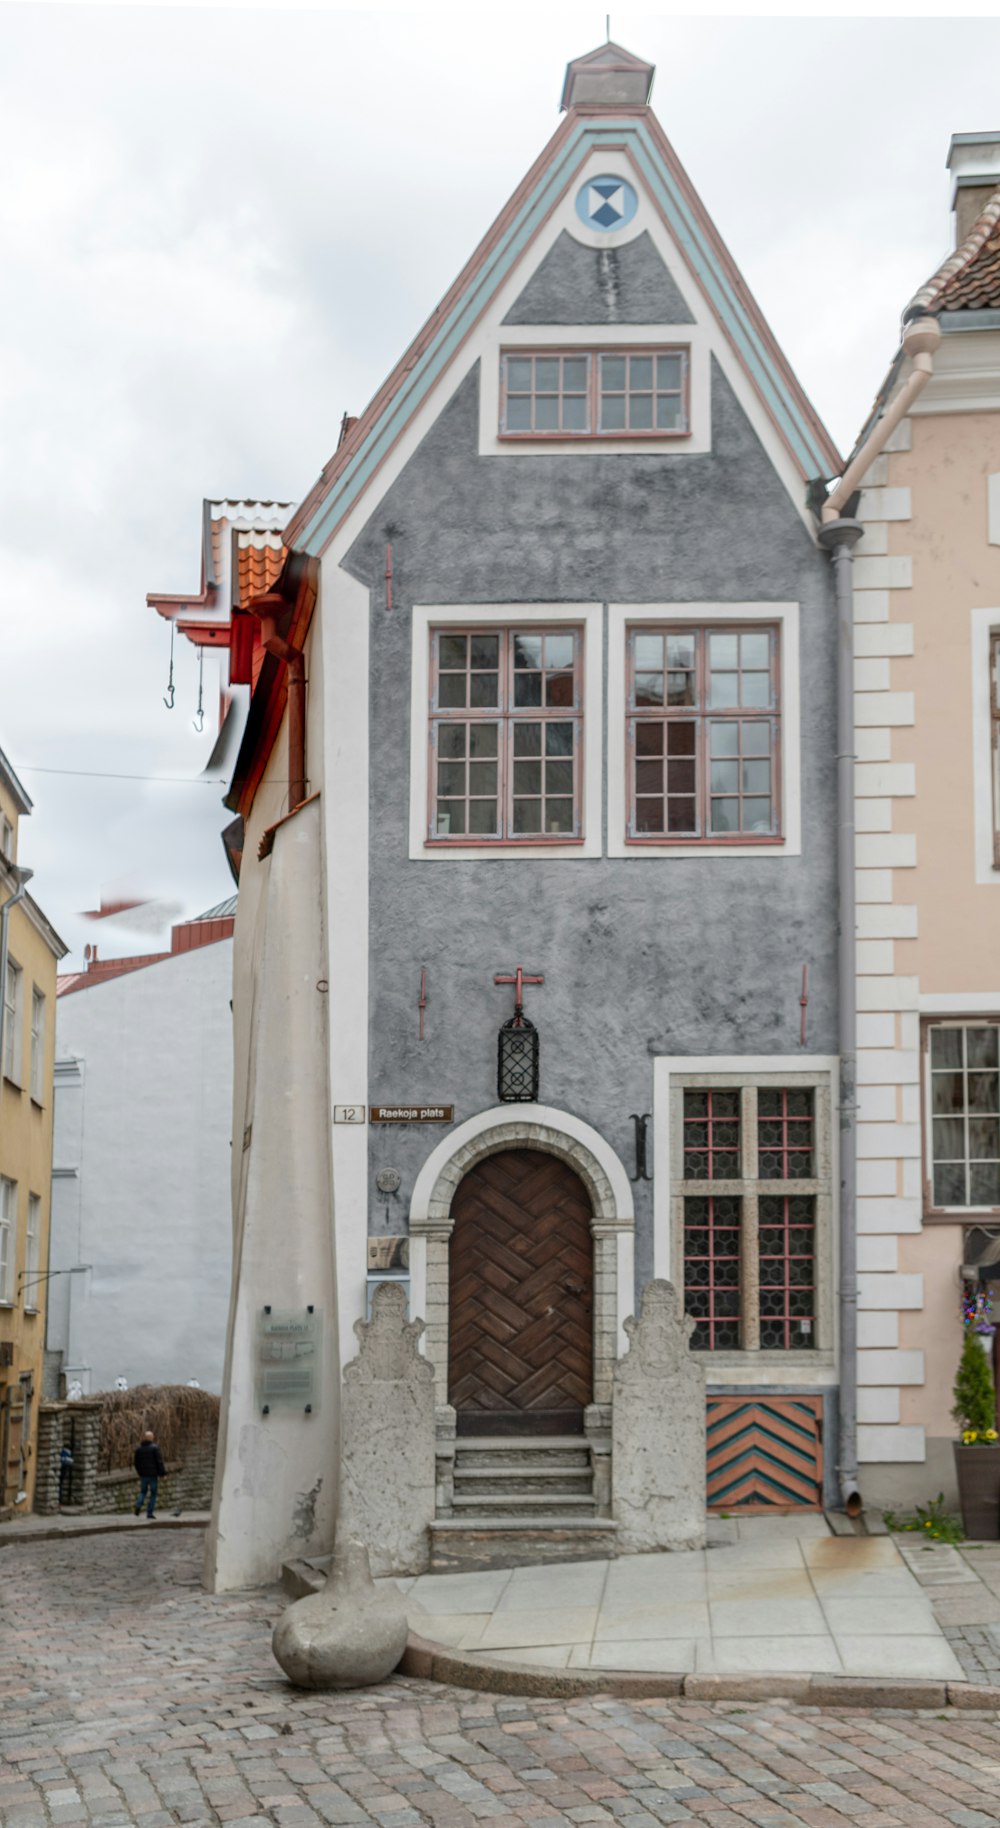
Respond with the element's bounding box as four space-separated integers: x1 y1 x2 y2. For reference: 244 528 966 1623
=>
817 516 863 1515
817 313 941 1514
0 865 34 1110
251 592 307 812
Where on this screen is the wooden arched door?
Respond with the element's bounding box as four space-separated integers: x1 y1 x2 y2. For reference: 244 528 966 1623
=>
449 1147 593 1435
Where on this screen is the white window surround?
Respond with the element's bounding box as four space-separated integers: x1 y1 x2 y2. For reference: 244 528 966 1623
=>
409 603 604 861
24 1192 40 1311
0 1175 15 1305
971 606 1000 883
922 1017 1000 1216
30 987 44 1103
481 323 712 459
3 956 21 1084
652 1053 839 1388
608 602 801 858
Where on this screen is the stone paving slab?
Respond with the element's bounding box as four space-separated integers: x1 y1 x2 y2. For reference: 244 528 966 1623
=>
4 1533 1000 1828
401 1533 966 1683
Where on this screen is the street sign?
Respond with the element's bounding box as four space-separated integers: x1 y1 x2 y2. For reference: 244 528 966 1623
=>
369 1105 454 1123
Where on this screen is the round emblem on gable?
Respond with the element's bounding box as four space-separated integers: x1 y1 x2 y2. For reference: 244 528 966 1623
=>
576 174 638 233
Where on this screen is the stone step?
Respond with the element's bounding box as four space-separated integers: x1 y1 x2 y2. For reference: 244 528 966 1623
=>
451 1492 597 1518
429 1517 618 1573
455 1455 595 1469
453 1469 593 1496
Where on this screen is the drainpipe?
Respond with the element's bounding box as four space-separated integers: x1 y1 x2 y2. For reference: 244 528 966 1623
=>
817 517 863 1515
817 313 941 1514
251 593 307 812
0 865 34 1107
822 316 941 523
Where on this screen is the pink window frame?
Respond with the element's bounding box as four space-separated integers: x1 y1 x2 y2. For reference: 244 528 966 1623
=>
427 625 585 846
498 345 691 441
625 622 783 845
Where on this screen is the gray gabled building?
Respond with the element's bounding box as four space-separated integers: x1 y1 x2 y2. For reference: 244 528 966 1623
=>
182 41 853 1591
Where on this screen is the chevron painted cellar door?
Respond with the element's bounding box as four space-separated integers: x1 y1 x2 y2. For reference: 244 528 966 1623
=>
706 1395 824 1510
449 1149 593 1435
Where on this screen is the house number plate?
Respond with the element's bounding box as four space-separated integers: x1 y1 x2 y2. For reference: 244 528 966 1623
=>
334 1105 366 1124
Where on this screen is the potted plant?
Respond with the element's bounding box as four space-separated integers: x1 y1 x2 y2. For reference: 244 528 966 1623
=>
953 1324 1000 1539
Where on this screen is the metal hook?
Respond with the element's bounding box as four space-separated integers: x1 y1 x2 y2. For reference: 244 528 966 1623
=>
192 645 205 733
163 621 175 710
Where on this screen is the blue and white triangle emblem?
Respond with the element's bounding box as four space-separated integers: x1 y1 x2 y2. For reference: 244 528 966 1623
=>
576 174 638 232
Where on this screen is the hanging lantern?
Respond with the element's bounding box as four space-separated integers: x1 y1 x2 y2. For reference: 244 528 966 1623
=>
498 1011 539 1103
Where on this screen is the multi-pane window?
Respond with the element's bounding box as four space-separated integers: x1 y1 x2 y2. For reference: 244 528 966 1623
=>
928 1024 1000 1209
499 347 689 439
2 958 20 1082
992 633 1000 868
674 1080 828 1352
0 1177 15 1304
429 628 581 841
628 625 780 840
30 988 44 1103
24 1194 40 1309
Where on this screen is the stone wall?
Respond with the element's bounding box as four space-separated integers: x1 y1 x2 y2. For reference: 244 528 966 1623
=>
34 1402 217 1515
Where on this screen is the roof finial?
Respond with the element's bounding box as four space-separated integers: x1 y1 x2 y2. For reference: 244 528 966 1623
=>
606 14 610 41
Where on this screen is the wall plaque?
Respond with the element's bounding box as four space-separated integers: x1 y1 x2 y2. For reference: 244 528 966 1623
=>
370 1105 453 1123
256 1308 320 1412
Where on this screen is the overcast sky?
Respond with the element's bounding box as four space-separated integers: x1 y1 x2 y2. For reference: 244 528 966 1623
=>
3 4 1000 967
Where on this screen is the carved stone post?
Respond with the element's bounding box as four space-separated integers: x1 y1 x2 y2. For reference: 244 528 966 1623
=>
339 1283 436 1575
612 1279 706 1552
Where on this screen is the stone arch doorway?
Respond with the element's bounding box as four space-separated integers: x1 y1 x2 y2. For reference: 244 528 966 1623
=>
408 1106 634 1429
449 1148 593 1436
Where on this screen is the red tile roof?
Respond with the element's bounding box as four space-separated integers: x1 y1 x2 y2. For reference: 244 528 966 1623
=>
237 541 286 602
909 186 1000 314
58 909 235 996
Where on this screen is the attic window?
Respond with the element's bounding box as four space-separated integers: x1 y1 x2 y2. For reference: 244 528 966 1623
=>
499 347 689 440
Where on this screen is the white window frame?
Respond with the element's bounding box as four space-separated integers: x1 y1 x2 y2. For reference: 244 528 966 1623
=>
409 603 604 861
609 603 801 857
24 1193 40 1311
0 1177 15 1305
971 608 1000 884
923 1017 1000 1216
0 815 12 861
652 1054 838 1388
29 987 45 1104
3 957 21 1084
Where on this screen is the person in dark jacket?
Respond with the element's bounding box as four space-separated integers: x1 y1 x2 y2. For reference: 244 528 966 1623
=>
133 1430 165 1518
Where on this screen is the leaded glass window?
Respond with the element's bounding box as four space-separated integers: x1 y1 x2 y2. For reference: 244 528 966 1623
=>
673 1079 828 1353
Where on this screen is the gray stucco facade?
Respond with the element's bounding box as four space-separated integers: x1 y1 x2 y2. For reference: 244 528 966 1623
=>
347 345 837 1298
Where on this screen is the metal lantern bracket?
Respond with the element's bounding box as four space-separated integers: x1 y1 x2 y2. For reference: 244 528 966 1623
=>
494 965 544 1104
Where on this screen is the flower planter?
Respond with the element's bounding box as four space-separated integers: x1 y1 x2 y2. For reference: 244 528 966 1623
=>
953 1442 1000 1540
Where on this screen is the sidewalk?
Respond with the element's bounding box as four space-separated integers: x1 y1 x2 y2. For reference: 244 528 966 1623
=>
0 1509 210 1546
395 1514 1000 1686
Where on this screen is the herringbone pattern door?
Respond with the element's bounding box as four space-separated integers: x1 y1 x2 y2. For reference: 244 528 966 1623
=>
449 1148 593 1435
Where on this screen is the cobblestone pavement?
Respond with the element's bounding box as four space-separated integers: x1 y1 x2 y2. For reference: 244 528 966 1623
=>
4 1534 1000 1828
894 1539 1000 1685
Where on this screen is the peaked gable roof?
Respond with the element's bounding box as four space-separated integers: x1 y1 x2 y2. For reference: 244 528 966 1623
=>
908 184 1000 315
285 106 841 559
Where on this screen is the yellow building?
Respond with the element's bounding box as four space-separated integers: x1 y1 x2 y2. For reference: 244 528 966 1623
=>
0 745 66 1513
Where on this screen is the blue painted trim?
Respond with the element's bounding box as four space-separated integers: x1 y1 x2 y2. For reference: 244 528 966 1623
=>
299 118 830 556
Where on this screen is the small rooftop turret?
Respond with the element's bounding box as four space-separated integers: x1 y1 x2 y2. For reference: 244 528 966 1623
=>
560 40 654 112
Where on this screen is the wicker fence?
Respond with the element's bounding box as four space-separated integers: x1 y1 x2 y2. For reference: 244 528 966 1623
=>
35 1385 220 1516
